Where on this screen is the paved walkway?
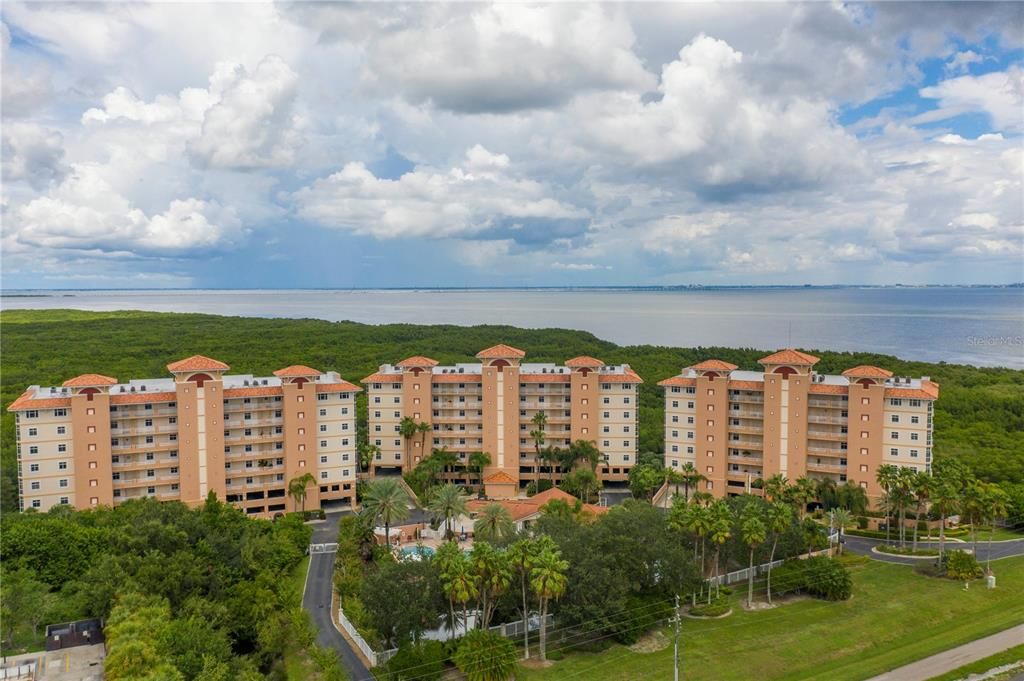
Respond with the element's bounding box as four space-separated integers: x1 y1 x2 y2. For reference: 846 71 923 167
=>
843 535 1024 566
866 623 1024 681
303 511 373 681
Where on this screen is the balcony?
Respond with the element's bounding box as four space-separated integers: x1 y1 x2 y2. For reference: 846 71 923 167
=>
224 417 282 428
807 430 847 442
806 460 847 473
113 474 180 489
728 438 763 449
729 409 764 419
111 441 178 452
224 432 284 445
807 413 848 425
112 458 178 470
110 425 178 436
808 398 846 409
807 445 846 454
728 425 764 435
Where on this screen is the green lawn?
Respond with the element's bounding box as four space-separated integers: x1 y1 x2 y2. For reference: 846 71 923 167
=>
927 644 1024 681
518 557 1024 681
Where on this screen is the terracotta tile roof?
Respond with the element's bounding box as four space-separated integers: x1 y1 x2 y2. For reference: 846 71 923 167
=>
361 372 403 384
476 344 527 359
110 391 177 405
809 384 849 395
599 369 644 384
7 391 71 411
758 349 820 366
689 359 738 372
729 380 764 390
433 374 482 383
658 376 696 388
273 365 321 377
529 487 578 505
484 470 517 485
565 356 604 368
842 365 893 379
396 356 439 368
466 499 541 522
62 373 118 387
166 355 230 373
887 380 940 400
520 374 570 383
224 387 283 398
316 382 362 394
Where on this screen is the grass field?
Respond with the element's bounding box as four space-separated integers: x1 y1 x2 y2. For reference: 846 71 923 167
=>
518 557 1024 681
927 644 1024 681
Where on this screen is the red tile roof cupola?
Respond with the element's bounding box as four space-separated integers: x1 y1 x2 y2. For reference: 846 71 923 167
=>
396 356 440 369
476 344 527 360
757 349 820 366
61 373 118 388
565 356 605 368
273 365 321 378
842 365 894 379
689 359 738 372
166 355 230 373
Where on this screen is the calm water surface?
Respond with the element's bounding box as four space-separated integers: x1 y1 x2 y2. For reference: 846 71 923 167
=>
3 288 1022 368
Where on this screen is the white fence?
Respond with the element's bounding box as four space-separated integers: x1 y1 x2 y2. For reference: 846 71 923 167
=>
340 607 552 668
708 533 839 587
0 663 35 680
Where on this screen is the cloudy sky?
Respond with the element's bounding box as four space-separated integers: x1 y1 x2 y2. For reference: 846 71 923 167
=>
2 2 1022 289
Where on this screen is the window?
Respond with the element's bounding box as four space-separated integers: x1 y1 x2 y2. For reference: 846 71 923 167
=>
57 426 66 435
54 408 67 417
32 500 41 508
890 448 898 456
25 410 39 419
890 398 902 407
59 479 69 488
30 481 40 490
890 415 899 423
910 449 919 458
320 424 328 433
145 419 153 427
911 416 919 424
58 461 67 470
910 433 919 441
320 471 328 480
891 432 899 440
910 399 922 407
320 409 327 416
28 446 38 455
27 428 37 437
320 455 328 464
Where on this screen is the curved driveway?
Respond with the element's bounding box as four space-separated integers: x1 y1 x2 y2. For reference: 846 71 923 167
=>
303 511 373 681
843 535 1024 565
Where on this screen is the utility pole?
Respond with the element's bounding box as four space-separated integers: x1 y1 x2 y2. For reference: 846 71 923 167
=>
673 593 681 681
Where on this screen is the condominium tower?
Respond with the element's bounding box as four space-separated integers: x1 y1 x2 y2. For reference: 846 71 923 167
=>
361 344 643 497
9 356 360 515
659 349 939 501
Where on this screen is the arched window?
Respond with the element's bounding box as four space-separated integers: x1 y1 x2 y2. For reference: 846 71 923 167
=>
188 373 214 387
81 387 100 401
491 359 510 370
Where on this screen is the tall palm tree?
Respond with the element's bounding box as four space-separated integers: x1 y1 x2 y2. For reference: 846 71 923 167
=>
428 483 469 540
678 462 705 503
530 547 569 662
470 542 512 629
763 474 789 504
816 477 838 510
361 478 410 547
764 502 792 605
876 464 900 545
474 503 515 544
416 421 433 463
708 501 734 601
828 508 854 556
541 446 560 486
741 512 767 608
508 536 551 659
910 471 933 553
399 416 419 469
287 472 316 513
930 477 960 561
432 447 459 485
440 549 478 634
837 482 869 516
435 540 464 633
358 443 380 473
468 451 491 489
961 479 988 558
982 483 1009 575
569 439 602 472
895 467 918 548
791 476 818 520
530 411 548 477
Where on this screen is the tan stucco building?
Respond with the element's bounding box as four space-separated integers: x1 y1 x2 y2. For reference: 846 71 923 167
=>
659 349 939 502
9 356 360 515
361 344 643 498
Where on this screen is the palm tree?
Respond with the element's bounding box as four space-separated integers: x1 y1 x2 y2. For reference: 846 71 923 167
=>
791 476 818 520
709 501 733 601
764 502 792 605
741 512 767 608
474 503 515 544
416 421 433 463
508 537 550 659
837 482 869 516
930 477 960 561
679 462 705 503
876 464 900 545
530 547 569 662
287 472 315 513
982 483 1009 575
428 483 469 540
399 416 419 469
961 479 987 558
569 439 602 472
540 446 560 486
530 411 548 475
361 478 410 548
895 467 918 549
470 542 512 629
468 451 491 489
763 474 789 503
910 471 933 553
358 443 380 472
661 468 684 509
432 447 459 485
828 508 854 556
816 477 838 510
441 549 478 634
435 540 464 633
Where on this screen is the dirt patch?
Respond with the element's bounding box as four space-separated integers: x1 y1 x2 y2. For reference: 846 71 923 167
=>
629 629 670 653
742 594 811 611
519 658 555 670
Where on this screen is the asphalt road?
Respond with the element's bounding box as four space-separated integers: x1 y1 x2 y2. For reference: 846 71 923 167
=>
843 535 1024 565
302 512 373 681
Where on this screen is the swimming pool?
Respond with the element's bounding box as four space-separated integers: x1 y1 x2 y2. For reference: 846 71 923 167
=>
398 546 436 560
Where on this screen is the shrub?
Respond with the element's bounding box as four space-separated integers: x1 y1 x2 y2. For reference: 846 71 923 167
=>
877 545 939 557
770 557 852 601
384 640 446 681
857 516 869 530
453 630 517 681
613 596 672 643
946 551 983 582
690 598 731 617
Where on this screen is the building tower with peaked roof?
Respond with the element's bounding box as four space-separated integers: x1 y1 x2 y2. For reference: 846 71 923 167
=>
659 349 939 502
361 345 643 498
9 356 360 515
